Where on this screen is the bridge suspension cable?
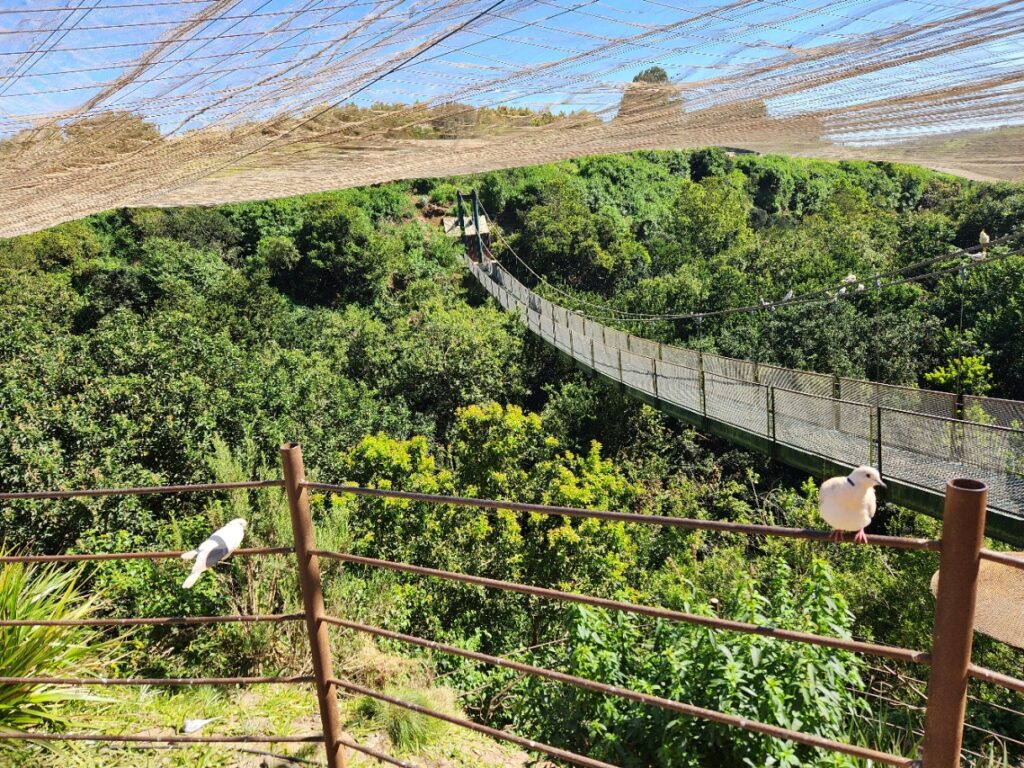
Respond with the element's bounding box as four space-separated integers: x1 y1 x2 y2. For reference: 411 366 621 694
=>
478 200 1023 323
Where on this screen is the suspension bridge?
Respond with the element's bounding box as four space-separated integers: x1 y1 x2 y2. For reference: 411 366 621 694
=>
463 251 1024 546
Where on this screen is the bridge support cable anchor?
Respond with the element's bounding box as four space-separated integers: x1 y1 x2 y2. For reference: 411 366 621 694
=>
280 442 345 768
921 479 988 768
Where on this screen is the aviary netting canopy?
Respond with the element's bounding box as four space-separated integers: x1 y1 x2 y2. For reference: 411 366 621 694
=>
1 0 1022 237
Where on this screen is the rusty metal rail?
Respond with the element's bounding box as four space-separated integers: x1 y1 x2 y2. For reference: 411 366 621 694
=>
0 546 293 564
0 732 322 743
968 663 1024 695
979 547 1024 570
0 612 304 628
0 479 284 501
302 482 941 551
337 734 422 768
312 550 931 664
0 675 313 686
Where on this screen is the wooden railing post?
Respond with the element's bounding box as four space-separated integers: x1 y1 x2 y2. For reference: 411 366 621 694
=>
921 478 988 768
280 442 345 768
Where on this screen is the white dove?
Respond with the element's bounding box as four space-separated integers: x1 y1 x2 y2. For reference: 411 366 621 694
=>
182 717 219 734
818 466 886 544
181 518 248 589
973 229 990 261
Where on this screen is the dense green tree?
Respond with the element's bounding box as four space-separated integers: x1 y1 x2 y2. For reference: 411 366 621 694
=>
293 197 386 304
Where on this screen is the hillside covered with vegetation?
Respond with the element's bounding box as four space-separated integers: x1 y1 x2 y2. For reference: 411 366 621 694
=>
1 150 1022 766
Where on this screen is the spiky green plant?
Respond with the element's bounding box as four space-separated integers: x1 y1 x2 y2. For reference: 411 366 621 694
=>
0 556 111 737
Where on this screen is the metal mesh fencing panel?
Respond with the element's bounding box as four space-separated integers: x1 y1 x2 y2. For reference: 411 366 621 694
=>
509 279 528 305
571 332 592 365
552 305 569 328
526 292 541 316
620 349 656 396
655 361 702 412
526 309 544 337
535 293 552 315
840 379 957 419
704 354 756 383
536 313 557 345
603 327 630 351
553 322 573 355
759 365 835 399
965 396 1024 430
593 341 621 382
628 335 661 360
878 410 1001 505
882 409 958 464
877 410 1023 515
583 318 605 342
568 312 587 337
661 345 701 370
961 423 1024 515
774 389 875 466
705 373 768 436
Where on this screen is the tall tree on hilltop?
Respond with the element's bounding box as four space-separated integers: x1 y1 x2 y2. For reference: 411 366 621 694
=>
616 66 683 126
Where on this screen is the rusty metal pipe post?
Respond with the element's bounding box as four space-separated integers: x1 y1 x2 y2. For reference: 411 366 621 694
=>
280 443 345 768
921 478 988 768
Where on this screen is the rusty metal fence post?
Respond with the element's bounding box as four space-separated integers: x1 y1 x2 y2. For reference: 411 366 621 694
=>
280 442 345 768
921 478 988 768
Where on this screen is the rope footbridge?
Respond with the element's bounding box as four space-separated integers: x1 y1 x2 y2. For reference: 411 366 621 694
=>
464 253 1024 546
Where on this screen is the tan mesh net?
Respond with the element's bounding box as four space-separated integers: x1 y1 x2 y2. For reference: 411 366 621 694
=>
1 0 1023 237
931 556 1024 650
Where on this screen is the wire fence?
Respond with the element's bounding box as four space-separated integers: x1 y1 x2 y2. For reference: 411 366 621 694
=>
465 253 1024 538
1 448 1023 768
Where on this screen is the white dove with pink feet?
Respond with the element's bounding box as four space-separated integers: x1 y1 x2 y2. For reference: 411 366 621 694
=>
818 466 886 544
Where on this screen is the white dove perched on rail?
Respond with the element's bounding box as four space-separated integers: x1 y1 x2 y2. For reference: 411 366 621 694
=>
818 466 886 544
181 518 248 589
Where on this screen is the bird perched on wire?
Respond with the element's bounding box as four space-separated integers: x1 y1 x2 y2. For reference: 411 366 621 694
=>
818 466 886 544
181 518 248 589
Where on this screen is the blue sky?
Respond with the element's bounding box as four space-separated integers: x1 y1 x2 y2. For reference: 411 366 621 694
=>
1 0 1021 141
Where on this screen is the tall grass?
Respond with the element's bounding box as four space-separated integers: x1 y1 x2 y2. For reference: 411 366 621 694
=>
0 556 112 736
353 687 451 753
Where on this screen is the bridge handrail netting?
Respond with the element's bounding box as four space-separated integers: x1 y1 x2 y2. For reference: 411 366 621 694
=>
466 255 1024 538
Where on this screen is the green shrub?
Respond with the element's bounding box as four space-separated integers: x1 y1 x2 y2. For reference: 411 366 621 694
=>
487 557 870 768
353 686 450 753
